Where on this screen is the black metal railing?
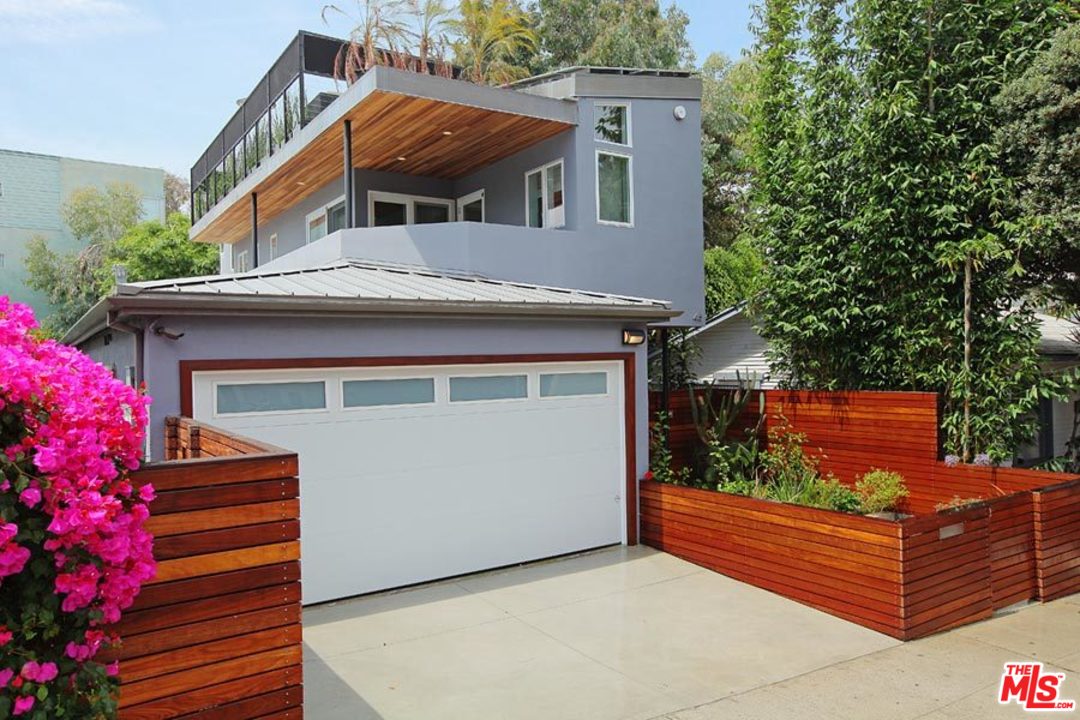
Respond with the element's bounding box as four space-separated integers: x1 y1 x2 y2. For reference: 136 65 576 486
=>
190 31 351 224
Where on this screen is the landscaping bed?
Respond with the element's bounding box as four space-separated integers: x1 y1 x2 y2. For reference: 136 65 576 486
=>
643 389 1080 639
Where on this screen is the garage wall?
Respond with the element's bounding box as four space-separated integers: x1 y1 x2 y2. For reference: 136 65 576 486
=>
141 314 649 475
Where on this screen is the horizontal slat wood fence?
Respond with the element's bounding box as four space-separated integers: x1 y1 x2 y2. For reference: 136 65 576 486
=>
115 417 303 719
647 389 1080 637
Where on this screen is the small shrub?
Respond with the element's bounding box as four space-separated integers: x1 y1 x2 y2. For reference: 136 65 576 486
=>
855 469 909 514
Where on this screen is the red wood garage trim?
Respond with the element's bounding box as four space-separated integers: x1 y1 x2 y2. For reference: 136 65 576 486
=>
180 353 640 545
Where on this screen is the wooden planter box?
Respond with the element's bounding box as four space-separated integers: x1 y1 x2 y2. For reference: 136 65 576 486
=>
646 389 1080 638
643 480 1009 640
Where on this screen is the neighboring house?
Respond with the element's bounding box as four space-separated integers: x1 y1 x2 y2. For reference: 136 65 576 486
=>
688 305 1080 462
66 32 704 605
0 148 165 315
682 302 776 387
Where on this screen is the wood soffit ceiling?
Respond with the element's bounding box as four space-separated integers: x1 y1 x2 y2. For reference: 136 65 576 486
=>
194 89 574 245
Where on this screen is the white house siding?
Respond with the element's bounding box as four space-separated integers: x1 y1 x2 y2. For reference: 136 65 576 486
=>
689 312 776 388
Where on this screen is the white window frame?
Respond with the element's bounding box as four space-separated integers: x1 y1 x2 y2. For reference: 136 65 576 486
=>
305 194 347 244
594 102 632 147
268 233 278 261
235 249 250 273
523 158 566 230
595 149 634 228
367 191 455 227
456 189 485 223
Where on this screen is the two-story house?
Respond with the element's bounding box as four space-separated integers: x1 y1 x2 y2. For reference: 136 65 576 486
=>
66 31 704 605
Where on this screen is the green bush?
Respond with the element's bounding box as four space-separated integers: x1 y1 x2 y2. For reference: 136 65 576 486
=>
855 469 909 514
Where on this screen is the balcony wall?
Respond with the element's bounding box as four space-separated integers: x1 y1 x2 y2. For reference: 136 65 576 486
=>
258 222 705 326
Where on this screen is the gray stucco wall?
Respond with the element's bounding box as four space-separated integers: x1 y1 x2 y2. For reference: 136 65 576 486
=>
226 91 703 326
78 329 137 384
141 315 650 479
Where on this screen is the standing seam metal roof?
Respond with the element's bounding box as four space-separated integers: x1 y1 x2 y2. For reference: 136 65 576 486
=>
117 259 671 309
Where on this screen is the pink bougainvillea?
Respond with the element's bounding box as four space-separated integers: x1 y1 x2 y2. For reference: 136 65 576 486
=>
0 296 154 717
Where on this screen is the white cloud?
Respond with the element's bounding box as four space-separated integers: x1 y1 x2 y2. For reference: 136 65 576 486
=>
0 0 160 43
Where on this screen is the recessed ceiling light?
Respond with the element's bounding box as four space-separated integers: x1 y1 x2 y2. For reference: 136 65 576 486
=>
296 181 307 186
396 156 407 161
442 130 453 136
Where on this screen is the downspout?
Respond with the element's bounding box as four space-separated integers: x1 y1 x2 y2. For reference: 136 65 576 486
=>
106 311 149 459
106 311 145 389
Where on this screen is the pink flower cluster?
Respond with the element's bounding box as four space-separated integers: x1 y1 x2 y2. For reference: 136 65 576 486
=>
0 295 155 630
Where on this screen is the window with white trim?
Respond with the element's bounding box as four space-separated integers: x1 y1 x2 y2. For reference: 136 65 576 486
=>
368 191 454 227
524 159 564 229
236 249 250 273
596 150 633 226
269 233 278 261
306 195 347 243
457 189 485 222
594 103 630 146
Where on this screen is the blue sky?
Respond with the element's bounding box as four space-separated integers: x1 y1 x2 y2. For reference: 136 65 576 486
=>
0 0 754 178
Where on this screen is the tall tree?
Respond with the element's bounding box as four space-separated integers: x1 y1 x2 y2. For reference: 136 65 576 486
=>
25 183 144 335
450 0 538 84
164 171 190 215
700 52 757 250
753 0 1075 460
98 213 219 295
996 21 1080 314
531 0 693 73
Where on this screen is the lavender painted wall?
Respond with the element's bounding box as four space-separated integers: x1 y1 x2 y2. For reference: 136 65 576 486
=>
141 314 649 477
224 89 704 326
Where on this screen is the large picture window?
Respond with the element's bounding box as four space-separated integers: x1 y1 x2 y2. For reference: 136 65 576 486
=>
524 159 565 229
596 151 632 226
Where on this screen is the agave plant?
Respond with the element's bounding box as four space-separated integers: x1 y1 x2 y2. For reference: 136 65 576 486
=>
687 371 765 485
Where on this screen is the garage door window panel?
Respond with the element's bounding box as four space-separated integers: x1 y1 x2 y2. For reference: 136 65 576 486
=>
216 381 327 415
343 378 436 408
539 372 608 398
449 375 528 402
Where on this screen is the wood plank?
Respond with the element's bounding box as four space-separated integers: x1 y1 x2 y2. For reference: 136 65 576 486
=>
130 563 300 611
120 583 301 636
119 666 301 720
149 542 300 585
170 686 301 720
120 647 301 708
146 500 299 537
153 520 300 559
151 478 299 515
115 605 300 660
121 625 302 683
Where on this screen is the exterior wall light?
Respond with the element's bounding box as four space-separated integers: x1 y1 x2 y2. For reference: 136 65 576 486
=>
622 328 647 346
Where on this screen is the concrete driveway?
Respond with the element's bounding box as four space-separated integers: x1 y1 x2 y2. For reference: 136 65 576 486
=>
304 546 1080 719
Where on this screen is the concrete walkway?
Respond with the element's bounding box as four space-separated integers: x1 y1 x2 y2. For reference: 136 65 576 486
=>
304 546 1080 719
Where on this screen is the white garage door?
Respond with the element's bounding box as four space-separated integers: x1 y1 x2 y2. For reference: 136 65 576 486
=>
191 360 626 604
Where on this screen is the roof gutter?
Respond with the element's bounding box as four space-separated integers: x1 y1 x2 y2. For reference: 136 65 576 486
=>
104 293 678 321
